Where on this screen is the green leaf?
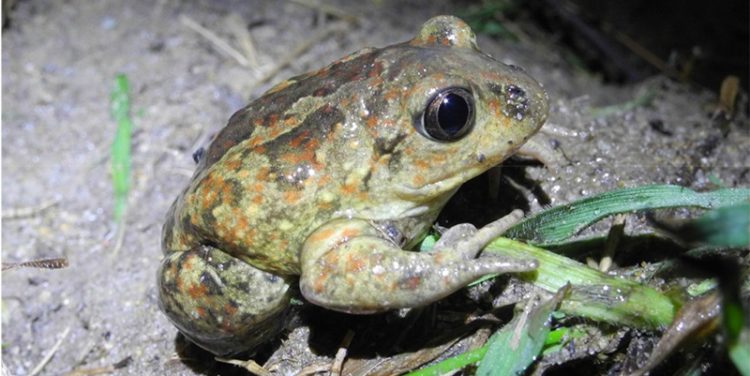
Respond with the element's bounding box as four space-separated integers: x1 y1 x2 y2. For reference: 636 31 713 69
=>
110 74 133 223
690 203 750 247
419 233 438 253
589 90 656 118
730 332 750 376
505 185 750 245
477 286 567 375
404 346 488 376
486 237 675 328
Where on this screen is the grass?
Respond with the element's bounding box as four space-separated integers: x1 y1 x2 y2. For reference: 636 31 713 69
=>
109 74 133 254
110 73 132 224
408 185 750 375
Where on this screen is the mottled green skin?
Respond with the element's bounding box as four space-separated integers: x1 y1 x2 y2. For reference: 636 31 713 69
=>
158 15 548 355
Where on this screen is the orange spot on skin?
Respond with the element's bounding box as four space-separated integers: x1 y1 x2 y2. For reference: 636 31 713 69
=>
236 215 249 231
339 97 351 108
255 167 270 181
339 227 361 241
224 159 241 171
280 137 321 169
187 282 208 299
283 116 297 127
289 130 310 148
366 116 378 129
340 182 358 195
283 190 301 204
308 227 336 244
168 261 178 277
431 153 447 164
369 76 384 87
357 191 369 201
323 250 340 265
402 276 421 290
384 88 400 101
413 159 429 170
224 303 238 317
488 99 500 118
367 61 384 78
312 252 340 294
345 254 365 272
267 113 278 126
312 273 327 294
402 145 415 157
412 174 426 186
269 127 283 139
316 174 331 187
313 68 327 78
195 307 206 318
247 135 261 147
220 139 237 153
199 173 228 209
181 255 194 271
175 275 184 291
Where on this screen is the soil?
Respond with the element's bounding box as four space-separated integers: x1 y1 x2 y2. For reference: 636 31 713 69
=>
2 1 748 375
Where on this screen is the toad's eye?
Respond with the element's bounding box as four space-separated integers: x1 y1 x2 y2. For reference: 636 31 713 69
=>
421 87 474 141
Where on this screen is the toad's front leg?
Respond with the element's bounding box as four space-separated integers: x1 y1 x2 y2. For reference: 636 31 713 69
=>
300 211 537 314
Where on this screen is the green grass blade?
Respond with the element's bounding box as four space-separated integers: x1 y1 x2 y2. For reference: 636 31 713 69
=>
476 287 566 376
589 89 656 118
110 74 133 223
691 203 750 247
730 333 750 376
505 185 750 245
404 346 488 376
408 290 567 376
486 238 675 328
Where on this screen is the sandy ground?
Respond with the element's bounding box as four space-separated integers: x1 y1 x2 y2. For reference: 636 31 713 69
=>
2 1 748 375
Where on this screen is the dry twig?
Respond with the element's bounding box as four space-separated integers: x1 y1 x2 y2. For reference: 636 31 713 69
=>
289 0 359 23
181 15 252 67
2 200 58 219
28 326 71 376
215 357 270 376
2 257 69 271
253 22 348 87
330 330 355 376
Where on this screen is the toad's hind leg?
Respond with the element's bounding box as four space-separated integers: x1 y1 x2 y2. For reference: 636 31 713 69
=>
157 245 293 356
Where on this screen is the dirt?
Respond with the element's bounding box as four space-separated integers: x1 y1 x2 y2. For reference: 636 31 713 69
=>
2 1 748 375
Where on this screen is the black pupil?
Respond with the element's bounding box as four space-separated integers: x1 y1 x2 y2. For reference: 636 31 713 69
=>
438 93 469 136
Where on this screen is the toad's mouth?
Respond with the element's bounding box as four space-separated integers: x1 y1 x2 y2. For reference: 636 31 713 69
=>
395 148 515 201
